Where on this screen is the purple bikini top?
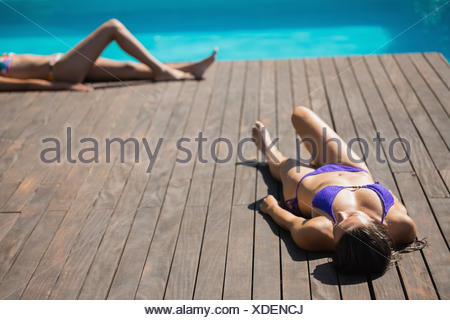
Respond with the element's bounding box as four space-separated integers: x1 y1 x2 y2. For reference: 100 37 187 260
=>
298 164 394 224
312 182 394 224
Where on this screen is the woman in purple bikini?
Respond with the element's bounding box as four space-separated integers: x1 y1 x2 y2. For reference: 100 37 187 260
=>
0 19 217 92
252 106 420 275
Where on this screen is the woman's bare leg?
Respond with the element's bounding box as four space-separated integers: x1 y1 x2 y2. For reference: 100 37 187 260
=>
291 106 369 171
85 49 218 82
86 58 153 81
54 19 193 83
167 48 218 79
252 121 314 202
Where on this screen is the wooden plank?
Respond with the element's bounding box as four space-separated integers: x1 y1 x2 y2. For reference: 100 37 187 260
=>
164 206 208 299
19 86 127 299
77 164 151 299
334 57 402 195
186 62 232 207
291 58 310 107
45 84 157 299
232 60 259 206
0 213 18 243
23 83 168 299
277 59 313 300
223 205 254 299
423 53 449 90
0 91 67 170
320 57 371 299
77 83 171 299
160 66 222 300
0 90 98 211
134 81 205 300
213 61 247 179
48 162 133 299
409 53 450 115
319 58 360 144
352 55 443 299
0 93 39 151
0 92 39 141
193 179 234 300
364 55 448 198
395 250 437 299
88 81 179 300
110 64 217 300
20 88 136 300
254 165 282 300
0 210 65 299
136 80 184 209
253 59 282 300
78 82 192 299
106 207 160 299
171 63 219 180
0 92 68 207
394 54 449 145
387 55 450 188
304 58 333 129
276 58 311 300
348 56 412 173
335 56 405 299
21 165 111 299
49 207 114 299
0 185 57 281
135 178 191 300
130 82 198 301
39 88 112 185
395 172 449 299
222 61 259 299
428 198 450 247
165 62 232 300
194 61 247 300
1 85 123 196
304 58 340 300
308 252 340 299
276 59 296 159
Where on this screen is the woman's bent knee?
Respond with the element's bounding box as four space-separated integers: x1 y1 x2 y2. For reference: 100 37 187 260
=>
291 106 312 125
102 19 124 33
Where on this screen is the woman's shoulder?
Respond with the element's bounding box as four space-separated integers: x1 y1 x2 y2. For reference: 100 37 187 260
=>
386 208 417 245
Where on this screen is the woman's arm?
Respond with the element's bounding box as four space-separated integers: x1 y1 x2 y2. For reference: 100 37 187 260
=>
0 76 92 92
260 195 335 251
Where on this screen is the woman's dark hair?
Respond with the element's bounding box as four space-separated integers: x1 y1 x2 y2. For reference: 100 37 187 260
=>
332 220 393 275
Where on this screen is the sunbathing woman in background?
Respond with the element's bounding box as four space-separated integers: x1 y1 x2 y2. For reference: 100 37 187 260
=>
252 106 421 275
0 19 217 91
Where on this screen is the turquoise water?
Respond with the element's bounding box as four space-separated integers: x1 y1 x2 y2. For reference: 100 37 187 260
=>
1 0 449 62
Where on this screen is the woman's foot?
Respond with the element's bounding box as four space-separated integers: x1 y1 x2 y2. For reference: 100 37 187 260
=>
252 121 284 163
178 48 218 79
259 195 279 215
153 66 194 81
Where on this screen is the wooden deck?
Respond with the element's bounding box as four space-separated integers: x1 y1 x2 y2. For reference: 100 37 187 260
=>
0 52 448 300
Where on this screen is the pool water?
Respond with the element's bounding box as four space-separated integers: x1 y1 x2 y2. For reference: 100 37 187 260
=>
1 0 449 62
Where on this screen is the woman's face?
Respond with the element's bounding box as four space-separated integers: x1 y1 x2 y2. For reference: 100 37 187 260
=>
332 210 372 242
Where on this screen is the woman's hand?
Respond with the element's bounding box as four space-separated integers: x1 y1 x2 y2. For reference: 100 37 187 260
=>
259 195 279 214
64 82 93 92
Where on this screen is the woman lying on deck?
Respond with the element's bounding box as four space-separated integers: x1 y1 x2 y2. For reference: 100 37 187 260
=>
252 106 423 275
0 19 217 92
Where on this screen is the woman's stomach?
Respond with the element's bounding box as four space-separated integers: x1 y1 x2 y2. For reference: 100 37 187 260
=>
8 54 51 79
